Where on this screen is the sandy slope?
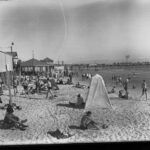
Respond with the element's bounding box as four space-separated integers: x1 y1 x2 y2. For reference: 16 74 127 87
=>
0 82 150 144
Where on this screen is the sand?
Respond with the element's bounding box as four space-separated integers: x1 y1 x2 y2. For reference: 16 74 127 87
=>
0 79 150 145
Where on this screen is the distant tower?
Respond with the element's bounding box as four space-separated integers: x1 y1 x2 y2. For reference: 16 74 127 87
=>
125 54 130 63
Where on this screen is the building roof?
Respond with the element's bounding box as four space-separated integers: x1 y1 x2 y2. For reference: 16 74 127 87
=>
6 52 18 58
41 57 53 62
21 58 54 67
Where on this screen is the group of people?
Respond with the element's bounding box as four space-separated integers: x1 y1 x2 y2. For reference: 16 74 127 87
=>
0 78 99 132
1 71 148 134
82 73 92 81
111 75 148 100
19 75 60 99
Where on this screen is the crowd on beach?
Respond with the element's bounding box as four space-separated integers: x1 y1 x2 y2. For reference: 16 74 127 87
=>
0 71 99 136
0 71 148 138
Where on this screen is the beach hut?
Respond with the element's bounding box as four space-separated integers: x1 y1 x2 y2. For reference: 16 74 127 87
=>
0 51 13 105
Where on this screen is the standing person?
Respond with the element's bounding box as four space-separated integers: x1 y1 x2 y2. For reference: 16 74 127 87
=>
22 79 29 98
13 78 18 96
35 78 40 94
140 80 148 100
69 72 73 83
0 77 3 96
46 78 53 99
123 79 129 94
119 76 122 85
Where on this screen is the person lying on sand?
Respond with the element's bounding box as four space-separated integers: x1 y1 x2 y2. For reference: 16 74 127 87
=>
80 111 99 130
72 82 85 89
3 104 28 130
47 128 73 139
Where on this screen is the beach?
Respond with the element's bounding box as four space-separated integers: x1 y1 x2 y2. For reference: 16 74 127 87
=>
0 74 150 144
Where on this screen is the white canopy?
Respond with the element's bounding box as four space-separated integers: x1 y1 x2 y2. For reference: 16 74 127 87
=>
85 74 112 112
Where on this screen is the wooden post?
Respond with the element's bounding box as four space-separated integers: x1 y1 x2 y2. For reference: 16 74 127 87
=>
6 64 12 106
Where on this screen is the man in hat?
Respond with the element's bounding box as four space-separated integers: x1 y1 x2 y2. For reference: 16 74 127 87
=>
3 104 28 130
80 111 99 130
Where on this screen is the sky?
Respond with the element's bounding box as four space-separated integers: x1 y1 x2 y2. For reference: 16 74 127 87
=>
0 0 150 63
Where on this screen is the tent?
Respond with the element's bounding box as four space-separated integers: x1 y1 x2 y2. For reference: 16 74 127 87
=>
84 74 112 112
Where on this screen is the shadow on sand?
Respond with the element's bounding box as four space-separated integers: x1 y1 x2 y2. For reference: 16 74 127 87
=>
69 125 83 130
0 120 12 130
56 103 85 109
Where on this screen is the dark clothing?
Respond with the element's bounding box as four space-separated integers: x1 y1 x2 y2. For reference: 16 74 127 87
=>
4 113 19 125
13 80 18 88
142 82 147 94
142 88 147 94
123 81 128 91
76 97 85 107
80 114 98 130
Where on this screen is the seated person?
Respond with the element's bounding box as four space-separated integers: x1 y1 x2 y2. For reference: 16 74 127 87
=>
57 79 64 85
3 104 28 130
80 111 99 130
76 94 85 108
66 78 73 85
119 90 123 98
22 79 29 95
108 86 116 94
69 94 85 108
118 90 128 99
28 83 36 94
75 82 84 89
